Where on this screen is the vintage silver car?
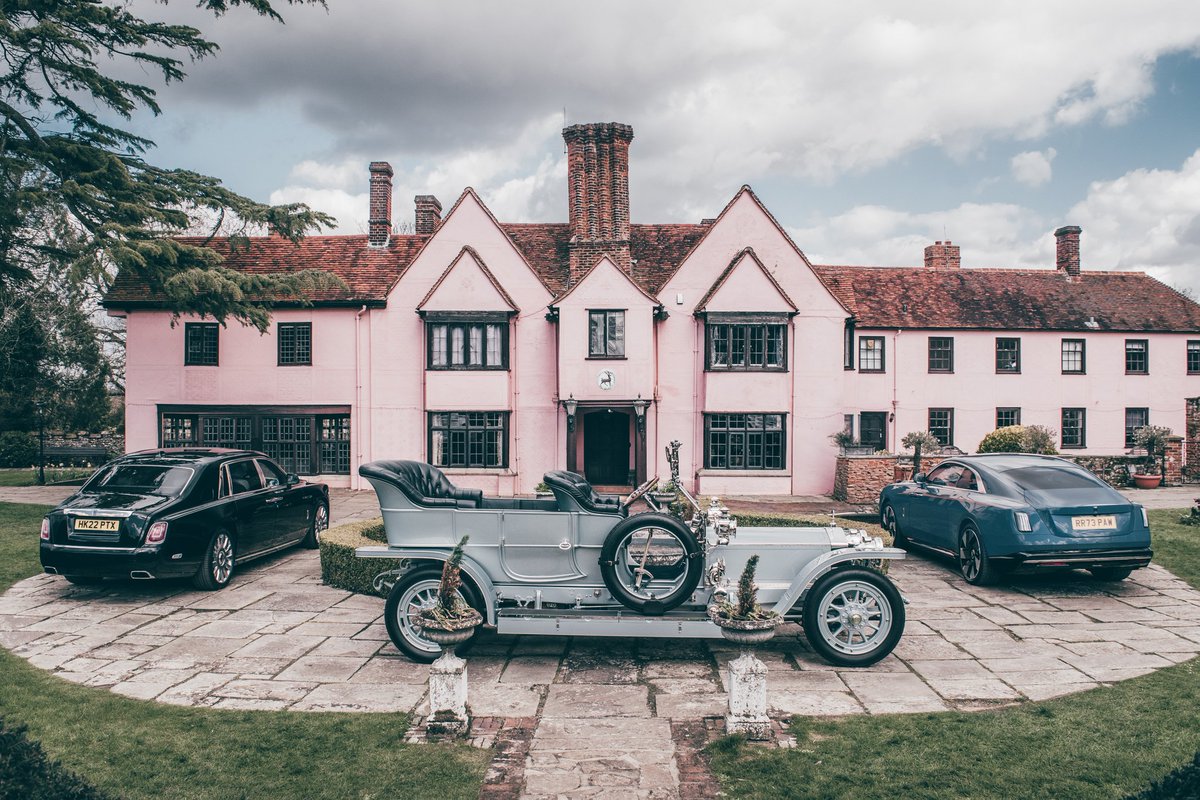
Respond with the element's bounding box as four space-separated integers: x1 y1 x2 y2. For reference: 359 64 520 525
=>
356 446 907 667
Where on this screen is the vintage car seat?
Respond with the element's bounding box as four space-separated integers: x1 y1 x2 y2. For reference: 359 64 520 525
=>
542 470 628 517
358 460 484 508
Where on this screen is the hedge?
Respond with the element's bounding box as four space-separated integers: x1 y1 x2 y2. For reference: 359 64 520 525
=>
0 717 114 800
318 518 404 597
1125 751 1200 800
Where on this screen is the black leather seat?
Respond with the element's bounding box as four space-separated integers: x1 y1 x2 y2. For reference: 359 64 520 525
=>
358 460 484 508
543 470 627 516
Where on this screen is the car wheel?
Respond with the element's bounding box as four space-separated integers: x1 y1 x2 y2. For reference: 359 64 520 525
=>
63 575 103 586
1089 566 1134 582
881 504 907 547
384 566 484 663
958 524 996 586
801 567 905 667
599 512 702 615
301 503 328 549
193 531 235 591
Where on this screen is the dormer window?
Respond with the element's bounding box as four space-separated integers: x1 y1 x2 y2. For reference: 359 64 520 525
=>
426 313 508 370
704 313 788 371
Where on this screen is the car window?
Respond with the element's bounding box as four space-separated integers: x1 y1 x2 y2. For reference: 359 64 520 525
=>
957 468 981 492
1003 466 1104 491
87 465 194 497
257 459 288 488
927 464 963 486
226 459 263 495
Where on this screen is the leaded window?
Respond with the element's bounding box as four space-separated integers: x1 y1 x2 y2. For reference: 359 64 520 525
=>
928 337 954 373
262 416 313 474
928 408 954 446
427 320 508 370
278 323 312 366
1062 408 1086 448
201 416 252 448
1189 341 1200 374
158 409 351 474
588 310 625 358
996 338 1021 373
859 336 885 372
707 323 786 370
319 417 351 473
184 323 219 366
1125 407 1149 448
161 416 197 447
1062 339 1085 374
996 407 1021 428
1126 339 1148 374
428 412 508 468
704 413 786 470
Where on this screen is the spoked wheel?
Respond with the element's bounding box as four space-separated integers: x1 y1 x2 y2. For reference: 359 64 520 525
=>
302 503 328 549
881 504 907 547
958 524 996 586
599 512 702 615
801 568 905 667
384 567 484 662
193 531 235 590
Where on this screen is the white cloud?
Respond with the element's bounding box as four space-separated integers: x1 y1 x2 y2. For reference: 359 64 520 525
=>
1011 148 1057 187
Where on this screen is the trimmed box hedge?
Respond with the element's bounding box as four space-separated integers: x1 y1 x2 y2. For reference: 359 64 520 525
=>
318 518 404 597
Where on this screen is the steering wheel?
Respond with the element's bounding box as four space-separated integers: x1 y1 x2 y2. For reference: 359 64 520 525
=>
621 475 659 511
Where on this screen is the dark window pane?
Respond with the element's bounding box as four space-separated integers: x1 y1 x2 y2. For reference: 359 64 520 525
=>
161 415 197 447
184 323 219 366
928 408 953 446
859 336 884 372
589 311 625 358
704 413 785 470
1125 339 1148 374
278 323 312 366
1062 339 1085 374
928 337 954 372
261 416 312 474
1188 341 1200 374
996 408 1021 428
428 411 508 468
996 338 1020 373
1061 408 1086 448
1125 408 1149 448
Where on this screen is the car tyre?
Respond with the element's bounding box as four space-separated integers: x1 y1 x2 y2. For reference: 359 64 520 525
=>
801 567 905 667
958 524 996 586
63 575 103 586
1089 566 1134 582
384 566 485 663
599 512 702 615
193 530 235 591
302 503 328 549
881 504 907 547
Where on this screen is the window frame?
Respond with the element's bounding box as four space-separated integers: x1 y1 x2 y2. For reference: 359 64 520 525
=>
703 413 787 471
1125 339 1149 375
1188 340 1200 375
996 407 1021 428
158 407 351 475
995 337 1021 374
705 321 788 371
426 316 509 371
1124 407 1149 448
183 322 219 366
277 322 312 367
587 309 626 359
928 407 954 447
1061 407 1087 449
858 336 886 373
1061 338 1086 375
427 411 510 469
927 336 954 374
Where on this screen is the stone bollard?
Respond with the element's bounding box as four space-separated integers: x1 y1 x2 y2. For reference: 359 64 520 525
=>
427 652 469 737
726 652 771 740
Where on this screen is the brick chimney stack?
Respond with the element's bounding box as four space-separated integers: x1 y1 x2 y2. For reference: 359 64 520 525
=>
414 195 442 235
563 122 634 283
368 162 393 247
1055 225 1082 277
924 241 961 270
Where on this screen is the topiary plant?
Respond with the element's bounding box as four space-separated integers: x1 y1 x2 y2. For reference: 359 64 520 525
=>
709 555 778 624
1134 425 1174 480
978 425 1026 453
901 430 941 476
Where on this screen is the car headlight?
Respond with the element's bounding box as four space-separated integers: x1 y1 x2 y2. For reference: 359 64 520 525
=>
1014 511 1032 532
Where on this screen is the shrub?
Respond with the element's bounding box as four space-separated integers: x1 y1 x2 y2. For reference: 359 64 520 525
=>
1124 751 1200 800
318 518 404 597
1023 424 1059 455
0 717 115 799
0 431 37 468
976 424 1059 455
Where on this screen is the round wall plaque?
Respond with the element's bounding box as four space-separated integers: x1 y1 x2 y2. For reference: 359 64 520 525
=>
597 369 616 390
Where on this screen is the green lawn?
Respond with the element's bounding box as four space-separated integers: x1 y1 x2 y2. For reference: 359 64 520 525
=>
0 467 93 486
0 503 488 800
708 508 1200 799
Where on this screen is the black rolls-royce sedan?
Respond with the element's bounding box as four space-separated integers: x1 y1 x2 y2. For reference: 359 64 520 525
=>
40 449 329 590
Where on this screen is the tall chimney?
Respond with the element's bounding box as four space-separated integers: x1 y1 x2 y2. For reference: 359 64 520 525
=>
368 161 393 247
563 122 634 283
924 240 961 270
414 195 442 235
1055 225 1081 277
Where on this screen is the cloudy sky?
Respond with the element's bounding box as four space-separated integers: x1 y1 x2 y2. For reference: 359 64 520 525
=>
129 1 1200 290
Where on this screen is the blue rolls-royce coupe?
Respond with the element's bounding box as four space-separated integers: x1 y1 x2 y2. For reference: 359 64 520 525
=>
879 454 1152 585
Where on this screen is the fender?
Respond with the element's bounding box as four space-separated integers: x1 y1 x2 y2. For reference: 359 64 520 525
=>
355 546 498 624
770 546 906 616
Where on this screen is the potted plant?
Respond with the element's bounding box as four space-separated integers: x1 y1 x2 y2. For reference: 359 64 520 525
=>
830 430 873 456
901 430 941 478
708 555 780 646
534 481 553 499
1132 425 1172 489
417 536 483 647
650 479 678 506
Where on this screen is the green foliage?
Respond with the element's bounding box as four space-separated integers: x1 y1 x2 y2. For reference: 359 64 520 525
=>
436 535 470 615
1134 425 1174 477
1125 752 1200 800
976 424 1059 455
1023 424 1059 454
317 518 403 596
0 717 114 800
0 432 37 468
830 430 857 448
1 0 338 331
735 555 761 618
901 430 940 452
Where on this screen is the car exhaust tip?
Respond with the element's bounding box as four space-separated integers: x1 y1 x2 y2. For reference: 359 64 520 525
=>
43 566 59 575
129 570 154 580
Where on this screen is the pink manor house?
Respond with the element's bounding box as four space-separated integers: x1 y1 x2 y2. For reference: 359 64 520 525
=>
106 122 1200 495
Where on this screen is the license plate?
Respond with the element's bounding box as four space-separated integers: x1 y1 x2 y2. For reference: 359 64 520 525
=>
1071 515 1117 531
73 518 120 532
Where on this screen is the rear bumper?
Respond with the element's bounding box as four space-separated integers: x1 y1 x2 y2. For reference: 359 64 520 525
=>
39 543 198 580
997 547 1153 572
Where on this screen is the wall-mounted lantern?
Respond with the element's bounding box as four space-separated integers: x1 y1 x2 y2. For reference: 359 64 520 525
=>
563 394 578 432
632 394 648 432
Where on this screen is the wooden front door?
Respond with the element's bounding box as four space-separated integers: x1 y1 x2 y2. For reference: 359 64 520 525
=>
584 410 631 485
860 412 888 452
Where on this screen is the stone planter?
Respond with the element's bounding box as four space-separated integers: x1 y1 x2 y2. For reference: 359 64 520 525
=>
418 608 483 647
708 609 779 646
1132 473 1163 489
839 445 876 456
709 610 778 741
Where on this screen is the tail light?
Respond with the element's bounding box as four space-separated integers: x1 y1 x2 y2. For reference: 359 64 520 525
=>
145 522 168 544
40 518 50 541
1140 507 1149 528
1014 511 1033 532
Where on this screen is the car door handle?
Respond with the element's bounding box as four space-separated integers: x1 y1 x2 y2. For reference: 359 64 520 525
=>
265 497 284 505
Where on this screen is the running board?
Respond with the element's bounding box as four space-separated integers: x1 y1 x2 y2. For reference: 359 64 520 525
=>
496 608 723 639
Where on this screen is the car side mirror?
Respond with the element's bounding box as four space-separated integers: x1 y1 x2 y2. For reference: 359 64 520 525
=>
913 472 927 484
286 473 300 486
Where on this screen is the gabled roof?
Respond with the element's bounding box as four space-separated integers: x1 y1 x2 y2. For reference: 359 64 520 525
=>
694 247 797 314
103 234 429 308
813 265 1200 332
417 246 518 312
552 254 661 306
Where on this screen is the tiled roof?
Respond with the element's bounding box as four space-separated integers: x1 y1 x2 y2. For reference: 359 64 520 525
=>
103 234 430 307
812 266 1200 332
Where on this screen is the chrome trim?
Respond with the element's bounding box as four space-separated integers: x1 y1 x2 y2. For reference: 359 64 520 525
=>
233 538 299 565
46 544 142 554
63 509 134 518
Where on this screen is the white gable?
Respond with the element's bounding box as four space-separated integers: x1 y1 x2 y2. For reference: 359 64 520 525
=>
420 248 515 312
703 251 795 313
